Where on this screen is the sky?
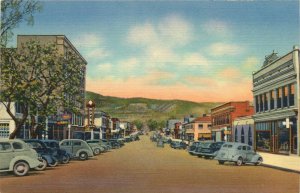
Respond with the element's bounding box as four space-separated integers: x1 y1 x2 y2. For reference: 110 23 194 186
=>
10 1 300 102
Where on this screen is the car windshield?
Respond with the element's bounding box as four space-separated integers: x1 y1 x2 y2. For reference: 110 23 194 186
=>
202 143 212 148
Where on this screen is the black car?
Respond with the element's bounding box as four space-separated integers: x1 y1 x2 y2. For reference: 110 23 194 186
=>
42 139 71 164
23 139 59 170
197 142 225 158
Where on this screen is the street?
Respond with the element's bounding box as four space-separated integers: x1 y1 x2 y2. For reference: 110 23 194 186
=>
0 135 299 193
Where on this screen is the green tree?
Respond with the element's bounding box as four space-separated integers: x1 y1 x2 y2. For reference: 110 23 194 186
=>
1 40 85 139
132 120 143 131
146 119 158 131
1 0 42 47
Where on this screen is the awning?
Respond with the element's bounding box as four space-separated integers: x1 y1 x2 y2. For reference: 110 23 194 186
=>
198 133 211 138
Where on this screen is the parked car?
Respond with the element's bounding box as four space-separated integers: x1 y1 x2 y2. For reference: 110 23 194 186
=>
0 139 42 176
197 142 224 158
101 139 121 149
157 139 164 148
214 142 263 166
188 141 201 154
42 139 71 164
23 139 58 170
59 139 94 161
170 141 187 149
86 140 109 152
124 136 133 142
86 142 103 155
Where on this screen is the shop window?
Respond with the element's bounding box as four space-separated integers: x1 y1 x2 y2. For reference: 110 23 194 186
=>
270 90 275 110
256 131 271 151
289 84 295 106
277 88 282 108
283 86 288 107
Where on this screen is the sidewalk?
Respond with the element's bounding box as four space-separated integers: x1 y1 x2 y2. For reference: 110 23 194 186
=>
259 152 300 173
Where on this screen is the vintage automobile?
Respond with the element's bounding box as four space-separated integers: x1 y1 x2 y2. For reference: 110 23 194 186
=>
59 139 94 161
189 142 207 156
86 140 109 152
86 142 103 155
101 139 121 149
197 141 224 158
188 141 201 154
214 142 263 166
170 140 187 149
42 139 71 164
0 139 42 176
23 139 58 170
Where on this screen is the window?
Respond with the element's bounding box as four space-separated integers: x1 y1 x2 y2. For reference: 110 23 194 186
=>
0 142 12 151
62 141 70 146
264 93 268 111
0 123 10 138
74 141 81 146
259 95 263 112
208 124 212 128
277 88 282 108
246 146 251 151
198 124 203 129
13 142 23 150
242 146 247 151
270 90 275 110
237 146 242 150
283 86 288 107
289 84 295 106
255 96 259 113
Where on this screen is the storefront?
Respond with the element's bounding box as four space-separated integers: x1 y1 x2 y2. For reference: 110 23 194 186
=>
255 117 297 155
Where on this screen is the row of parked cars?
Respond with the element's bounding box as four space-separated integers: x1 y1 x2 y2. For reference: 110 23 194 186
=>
0 136 135 177
153 136 264 167
188 141 263 166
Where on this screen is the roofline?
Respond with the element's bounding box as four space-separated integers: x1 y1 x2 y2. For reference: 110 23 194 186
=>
253 47 299 76
17 35 88 64
211 101 251 110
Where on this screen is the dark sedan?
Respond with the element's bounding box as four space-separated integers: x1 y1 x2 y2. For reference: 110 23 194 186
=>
197 142 225 158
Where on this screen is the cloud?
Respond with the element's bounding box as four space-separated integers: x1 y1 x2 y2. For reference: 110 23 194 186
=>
218 68 241 79
127 23 157 46
97 63 112 72
158 14 193 46
182 53 210 66
208 42 243 57
73 33 103 48
203 19 232 37
87 48 110 58
242 56 260 70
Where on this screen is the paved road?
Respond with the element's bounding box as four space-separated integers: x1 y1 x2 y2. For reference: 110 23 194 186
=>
1 136 299 193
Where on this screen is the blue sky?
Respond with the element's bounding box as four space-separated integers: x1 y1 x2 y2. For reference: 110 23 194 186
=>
10 1 300 102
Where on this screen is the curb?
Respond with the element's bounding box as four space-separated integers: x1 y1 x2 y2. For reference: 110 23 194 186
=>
261 163 300 174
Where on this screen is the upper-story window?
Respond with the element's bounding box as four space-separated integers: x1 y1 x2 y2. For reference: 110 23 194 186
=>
259 95 264 112
277 88 282 108
289 84 295 106
270 90 275 110
283 86 288 107
198 124 203 129
264 93 268 111
255 96 259 113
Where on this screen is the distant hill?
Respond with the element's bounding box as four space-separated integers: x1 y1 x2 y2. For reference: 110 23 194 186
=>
85 91 222 122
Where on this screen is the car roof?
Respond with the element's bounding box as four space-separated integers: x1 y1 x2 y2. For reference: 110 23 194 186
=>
222 142 250 147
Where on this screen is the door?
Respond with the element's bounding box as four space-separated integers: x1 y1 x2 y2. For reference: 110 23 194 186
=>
0 142 13 170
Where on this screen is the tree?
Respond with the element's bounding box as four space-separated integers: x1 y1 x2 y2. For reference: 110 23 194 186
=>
132 120 143 131
0 40 85 139
146 119 158 131
1 0 42 47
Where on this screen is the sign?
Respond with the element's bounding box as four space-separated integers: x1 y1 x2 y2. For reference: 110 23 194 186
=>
62 114 71 120
282 118 293 129
57 121 69 125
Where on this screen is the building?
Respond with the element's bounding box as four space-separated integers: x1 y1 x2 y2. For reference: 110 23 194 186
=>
233 116 254 147
252 46 299 155
166 119 181 136
174 122 182 139
0 35 87 139
182 115 212 141
211 101 254 142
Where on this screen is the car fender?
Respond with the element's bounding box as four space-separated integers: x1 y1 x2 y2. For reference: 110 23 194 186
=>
250 154 262 163
232 154 242 162
41 154 54 164
75 149 93 157
9 156 40 171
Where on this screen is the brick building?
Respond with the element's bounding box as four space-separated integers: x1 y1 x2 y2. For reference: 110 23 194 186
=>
211 101 254 142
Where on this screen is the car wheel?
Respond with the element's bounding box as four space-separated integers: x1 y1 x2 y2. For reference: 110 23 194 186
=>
61 155 70 164
236 157 243 166
13 161 29 176
48 160 58 167
35 158 47 171
218 160 225 165
79 152 88 161
94 148 101 155
255 157 263 166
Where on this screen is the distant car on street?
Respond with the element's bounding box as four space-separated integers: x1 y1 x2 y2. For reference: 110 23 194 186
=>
170 140 187 149
0 139 42 176
214 142 263 166
59 139 94 161
86 140 109 152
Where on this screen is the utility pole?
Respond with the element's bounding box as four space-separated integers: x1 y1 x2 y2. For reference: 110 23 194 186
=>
293 46 300 156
